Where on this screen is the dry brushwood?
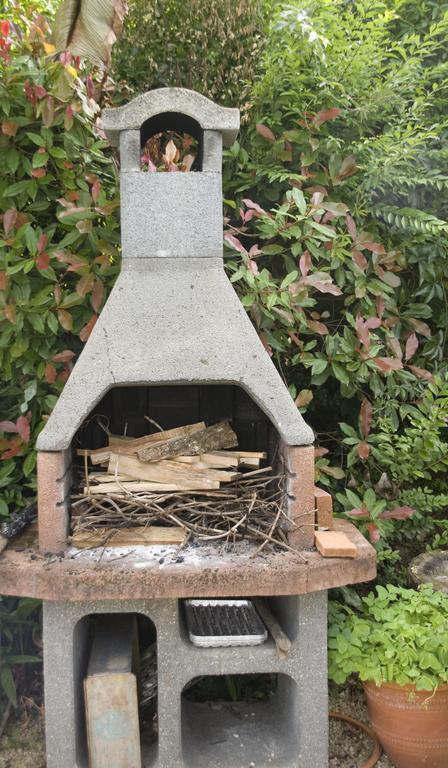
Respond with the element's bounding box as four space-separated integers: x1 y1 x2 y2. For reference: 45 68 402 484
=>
71 468 306 556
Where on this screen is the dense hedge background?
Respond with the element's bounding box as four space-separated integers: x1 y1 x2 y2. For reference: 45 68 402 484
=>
1 0 448 707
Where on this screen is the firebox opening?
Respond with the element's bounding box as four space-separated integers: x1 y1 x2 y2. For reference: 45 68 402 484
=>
140 112 202 171
181 673 299 768
74 612 158 768
70 384 288 553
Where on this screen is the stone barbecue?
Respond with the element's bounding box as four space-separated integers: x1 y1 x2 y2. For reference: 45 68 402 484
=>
0 88 376 768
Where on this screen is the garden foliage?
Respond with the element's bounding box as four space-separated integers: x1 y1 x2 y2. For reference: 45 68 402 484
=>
1 0 448 562
328 585 448 690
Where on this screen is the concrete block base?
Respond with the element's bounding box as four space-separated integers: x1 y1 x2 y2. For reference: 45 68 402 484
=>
43 592 329 768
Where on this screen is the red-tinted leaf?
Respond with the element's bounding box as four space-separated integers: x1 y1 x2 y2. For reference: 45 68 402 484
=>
356 315 371 349
315 446 329 458
16 415 30 443
57 309 73 331
387 336 402 360
357 441 370 459
79 314 97 342
347 507 370 519
376 297 385 319
345 213 357 242
3 207 17 235
31 167 46 178
407 365 434 381
242 199 267 216
76 273 95 297
37 233 48 253
408 318 431 338
0 421 18 433
1 437 23 461
0 272 8 290
36 252 50 270
224 232 247 254
1 20 10 36
380 506 415 521
91 280 104 313
248 260 259 276
4 304 16 324
337 155 358 180
295 389 313 408
309 281 342 296
44 363 57 383
299 250 312 277
365 317 382 330
405 332 419 361
91 178 101 203
308 319 328 335
361 241 385 255
367 523 381 543
352 249 368 271
313 107 341 128
360 398 373 438
372 357 404 372
2 121 18 136
53 349 75 363
256 124 276 143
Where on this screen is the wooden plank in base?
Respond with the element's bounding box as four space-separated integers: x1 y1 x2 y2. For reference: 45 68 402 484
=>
84 615 141 768
71 525 187 549
314 530 358 558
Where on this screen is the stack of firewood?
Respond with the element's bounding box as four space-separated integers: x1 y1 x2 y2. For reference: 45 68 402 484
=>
77 421 266 495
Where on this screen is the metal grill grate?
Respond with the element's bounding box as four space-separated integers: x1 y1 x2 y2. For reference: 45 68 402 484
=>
184 599 267 647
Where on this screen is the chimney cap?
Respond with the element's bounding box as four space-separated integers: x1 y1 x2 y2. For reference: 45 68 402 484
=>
102 87 240 148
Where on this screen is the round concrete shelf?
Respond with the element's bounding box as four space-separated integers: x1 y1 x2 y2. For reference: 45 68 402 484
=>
409 550 448 593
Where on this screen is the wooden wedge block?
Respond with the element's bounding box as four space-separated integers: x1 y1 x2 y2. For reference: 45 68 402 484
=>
108 454 221 488
314 530 357 558
84 615 141 768
175 453 239 469
137 421 238 463
72 525 186 548
314 486 334 529
214 450 267 459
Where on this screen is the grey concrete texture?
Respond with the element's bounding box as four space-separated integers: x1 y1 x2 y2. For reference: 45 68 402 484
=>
43 591 329 768
102 88 240 147
120 172 224 259
37 258 314 450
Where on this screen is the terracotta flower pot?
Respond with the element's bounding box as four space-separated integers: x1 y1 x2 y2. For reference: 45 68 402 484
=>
364 680 448 768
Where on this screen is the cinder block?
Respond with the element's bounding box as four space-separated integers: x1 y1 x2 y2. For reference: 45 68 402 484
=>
43 592 328 768
38 449 71 553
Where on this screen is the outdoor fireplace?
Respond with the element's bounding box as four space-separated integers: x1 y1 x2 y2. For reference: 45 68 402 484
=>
0 88 376 768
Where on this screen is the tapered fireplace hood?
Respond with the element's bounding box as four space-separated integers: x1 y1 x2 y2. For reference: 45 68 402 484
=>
37 88 314 451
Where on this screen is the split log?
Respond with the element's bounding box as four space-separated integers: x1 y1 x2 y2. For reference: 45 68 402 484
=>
108 454 222 488
137 421 238 463
108 422 205 452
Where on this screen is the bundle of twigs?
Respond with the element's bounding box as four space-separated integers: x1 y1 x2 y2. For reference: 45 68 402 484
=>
71 468 302 554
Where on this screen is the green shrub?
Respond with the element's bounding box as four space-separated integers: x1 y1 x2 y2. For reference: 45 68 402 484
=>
328 585 448 690
0 4 119 519
111 0 268 106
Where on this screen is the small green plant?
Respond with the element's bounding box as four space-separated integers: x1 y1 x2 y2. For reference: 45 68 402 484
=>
0 597 41 708
329 585 448 691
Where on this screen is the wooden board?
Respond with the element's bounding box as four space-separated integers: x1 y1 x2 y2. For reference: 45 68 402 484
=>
314 530 357 558
314 486 334 530
84 481 204 493
108 454 221 489
84 615 141 768
72 525 186 548
137 421 238 463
